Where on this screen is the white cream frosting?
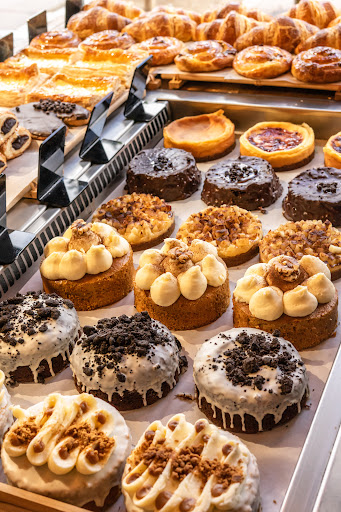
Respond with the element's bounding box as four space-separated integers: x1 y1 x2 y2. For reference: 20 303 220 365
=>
193 328 309 433
91 222 116 240
283 286 318 317
40 252 65 281
59 250 87 281
244 263 268 277
135 264 162 290
306 273 335 304
178 266 207 300
249 287 284 321
105 231 130 258
44 237 69 258
201 254 227 287
234 275 266 304
299 255 331 280
0 370 12 442
2 394 131 508
122 413 260 512
150 272 181 307
86 245 113 274
189 239 218 263
139 248 164 267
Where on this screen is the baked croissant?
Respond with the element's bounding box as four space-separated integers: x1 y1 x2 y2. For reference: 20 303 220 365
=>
196 11 262 45
124 13 197 43
67 7 131 40
296 23 341 52
235 16 319 53
202 2 272 23
146 5 201 25
83 0 143 19
286 0 338 29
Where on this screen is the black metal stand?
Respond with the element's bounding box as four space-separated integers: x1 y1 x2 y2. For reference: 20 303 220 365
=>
27 11 47 43
0 176 35 265
65 0 83 26
124 56 159 122
37 126 88 208
0 33 13 62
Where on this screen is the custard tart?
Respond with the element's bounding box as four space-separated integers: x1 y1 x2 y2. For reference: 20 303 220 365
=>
324 131 341 168
239 121 315 171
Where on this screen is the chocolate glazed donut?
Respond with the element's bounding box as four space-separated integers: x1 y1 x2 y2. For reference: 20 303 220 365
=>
202 156 282 210
283 167 341 226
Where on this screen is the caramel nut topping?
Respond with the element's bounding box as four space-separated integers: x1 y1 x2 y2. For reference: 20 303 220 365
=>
222 444 232 456
127 473 141 484
33 440 45 453
68 220 101 252
162 247 194 276
265 255 307 291
136 485 152 500
145 430 156 441
195 420 206 433
168 420 179 431
180 498 196 512
86 448 100 464
155 490 173 510
97 412 106 424
10 420 39 447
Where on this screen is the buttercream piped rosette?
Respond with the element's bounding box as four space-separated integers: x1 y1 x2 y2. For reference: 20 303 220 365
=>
233 254 338 350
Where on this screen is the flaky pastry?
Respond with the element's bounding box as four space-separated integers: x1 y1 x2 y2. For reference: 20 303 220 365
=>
67 7 131 40
1 125 31 160
202 2 272 23
146 5 201 24
124 12 197 42
175 40 236 72
78 30 135 53
292 46 341 83
286 0 338 29
83 0 143 18
5 47 77 75
296 24 341 52
29 29 81 49
196 11 262 45
0 64 47 108
131 36 184 66
324 131 341 168
233 45 292 79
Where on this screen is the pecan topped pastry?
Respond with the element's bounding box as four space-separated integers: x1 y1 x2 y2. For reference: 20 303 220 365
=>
122 414 260 512
194 328 309 433
93 193 175 251
2 393 131 510
177 205 263 266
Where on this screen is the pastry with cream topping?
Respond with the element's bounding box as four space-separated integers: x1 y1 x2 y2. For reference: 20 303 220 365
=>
0 370 13 442
122 414 260 512
134 238 230 330
2 393 131 510
0 292 80 384
233 255 338 350
71 312 187 410
194 328 309 433
92 193 175 251
177 205 263 266
40 219 134 310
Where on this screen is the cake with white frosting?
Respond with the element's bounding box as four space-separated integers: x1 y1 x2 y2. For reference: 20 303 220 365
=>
0 292 80 384
194 328 309 434
233 254 338 350
70 312 187 410
134 238 230 330
2 393 131 510
122 413 260 512
0 370 13 442
40 218 134 310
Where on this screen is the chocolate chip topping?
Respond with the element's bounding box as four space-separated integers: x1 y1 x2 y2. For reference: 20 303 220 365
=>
12 134 29 150
1 117 16 134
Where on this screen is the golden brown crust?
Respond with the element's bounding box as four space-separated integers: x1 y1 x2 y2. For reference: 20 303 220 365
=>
29 29 81 49
296 24 341 52
124 13 197 43
196 11 262 45
235 15 318 53
0 152 7 172
292 46 341 83
286 0 338 29
132 36 184 66
67 7 131 40
233 45 292 79
329 14 341 27
0 64 46 108
79 30 135 53
146 5 201 25
1 125 31 160
175 40 236 72
5 47 77 75
83 0 143 19
202 3 273 23
324 131 341 168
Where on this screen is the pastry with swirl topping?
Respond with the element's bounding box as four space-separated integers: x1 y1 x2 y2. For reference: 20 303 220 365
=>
175 40 236 72
29 29 81 49
132 36 184 66
233 45 292 79
292 46 341 83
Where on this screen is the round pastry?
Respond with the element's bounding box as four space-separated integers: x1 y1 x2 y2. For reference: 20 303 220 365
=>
29 29 81 49
233 45 292 79
0 292 80 384
131 36 184 66
31 99 90 127
13 103 65 140
126 148 201 202
259 219 341 281
0 370 13 443
283 167 341 225
40 219 134 311
239 121 315 171
324 131 341 168
292 46 341 83
194 328 309 433
0 111 18 146
134 238 230 330
233 255 338 350
93 193 174 251
174 40 237 72
201 156 282 210
71 312 187 410
163 110 235 162
1 126 31 160
177 205 262 266
79 30 135 54
122 414 260 512
2 393 131 510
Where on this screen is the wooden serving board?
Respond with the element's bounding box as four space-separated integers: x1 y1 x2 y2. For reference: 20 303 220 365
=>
4 90 128 211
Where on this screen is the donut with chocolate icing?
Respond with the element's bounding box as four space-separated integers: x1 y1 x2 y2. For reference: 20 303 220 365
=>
201 156 282 209
283 167 341 226
12 104 64 140
32 99 90 127
71 312 187 410
126 148 201 201
194 328 309 433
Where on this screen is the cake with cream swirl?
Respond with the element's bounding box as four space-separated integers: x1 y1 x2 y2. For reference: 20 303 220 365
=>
1 393 131 510
134 238 230 330
40 219 134 310
122 414 260 512
233 254 338 350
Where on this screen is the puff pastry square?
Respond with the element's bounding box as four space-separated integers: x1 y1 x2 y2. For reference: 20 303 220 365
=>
0 64 48 108
5 47 77 75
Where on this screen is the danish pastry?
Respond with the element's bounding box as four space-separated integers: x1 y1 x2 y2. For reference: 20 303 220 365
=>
239 121 315 171
78 29 135 53
146 5 201 25
292 46 341 83
12 103 65 140
83 0 143 19
163 110 235 162
233 45 292 79
124 12 196 42
296 24 341 52
29 29 81 49
0 64 44 108
175 40 236 72
286 0 338 29
202 2 273 23
329 14 341 27
324 131 341 168
1 125 31 160
131 36 184 66
196 11 262 45
5 47 77 75
67 7 131 40
0 111 18 145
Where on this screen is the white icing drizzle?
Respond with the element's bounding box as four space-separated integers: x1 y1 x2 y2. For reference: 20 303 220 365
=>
193 328 309 432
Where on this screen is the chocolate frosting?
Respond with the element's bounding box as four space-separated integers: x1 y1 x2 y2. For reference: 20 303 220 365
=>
13 104 64 139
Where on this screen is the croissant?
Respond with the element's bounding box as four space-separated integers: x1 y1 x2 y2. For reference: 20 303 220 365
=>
296 23 341 52
235 16 319 53
202 2 272 23
286 0 338 29
83 0 143 19
196 11 262 45
124 13 197 43
67 7 131 40
146 5 201 25
329 15 341 27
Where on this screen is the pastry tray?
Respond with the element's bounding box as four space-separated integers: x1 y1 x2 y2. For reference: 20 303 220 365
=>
1 90 341 512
